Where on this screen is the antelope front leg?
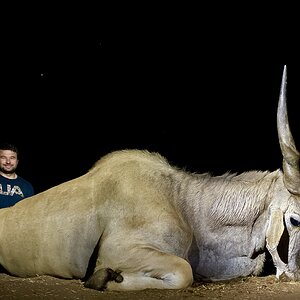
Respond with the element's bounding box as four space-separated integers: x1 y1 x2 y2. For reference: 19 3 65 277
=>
266 208 289 278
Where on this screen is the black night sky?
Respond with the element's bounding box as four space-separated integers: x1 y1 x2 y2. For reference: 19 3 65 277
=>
2 5 299 194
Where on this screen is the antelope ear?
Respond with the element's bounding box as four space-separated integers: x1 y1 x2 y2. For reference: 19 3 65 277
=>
277 65 300 195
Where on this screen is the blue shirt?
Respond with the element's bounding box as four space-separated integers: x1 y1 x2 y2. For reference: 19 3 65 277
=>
0 174 34 208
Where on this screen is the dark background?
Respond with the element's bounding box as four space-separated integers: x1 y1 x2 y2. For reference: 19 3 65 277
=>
1 5 299 194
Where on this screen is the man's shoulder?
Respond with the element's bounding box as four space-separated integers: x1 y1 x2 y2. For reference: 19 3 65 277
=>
16 176 34 191
16 175 31 183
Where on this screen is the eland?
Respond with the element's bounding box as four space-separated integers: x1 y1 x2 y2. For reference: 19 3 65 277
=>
0 65 298 291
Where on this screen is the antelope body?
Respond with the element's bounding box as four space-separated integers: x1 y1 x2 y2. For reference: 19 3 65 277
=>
0 66 298 291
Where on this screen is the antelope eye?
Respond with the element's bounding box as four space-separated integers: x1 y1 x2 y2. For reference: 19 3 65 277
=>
290 216 300 227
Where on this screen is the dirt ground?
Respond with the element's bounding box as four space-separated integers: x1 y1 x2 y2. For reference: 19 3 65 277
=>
2 273 300 300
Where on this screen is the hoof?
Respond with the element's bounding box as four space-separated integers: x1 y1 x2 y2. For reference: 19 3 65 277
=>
106 268 124 283
84 268 123 291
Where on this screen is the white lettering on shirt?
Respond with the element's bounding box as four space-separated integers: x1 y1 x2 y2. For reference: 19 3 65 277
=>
0 184 24 197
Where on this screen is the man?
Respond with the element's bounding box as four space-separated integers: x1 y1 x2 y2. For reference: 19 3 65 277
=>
0 142 34 208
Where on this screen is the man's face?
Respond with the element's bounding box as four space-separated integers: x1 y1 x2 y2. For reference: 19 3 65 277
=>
0 150 19 174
